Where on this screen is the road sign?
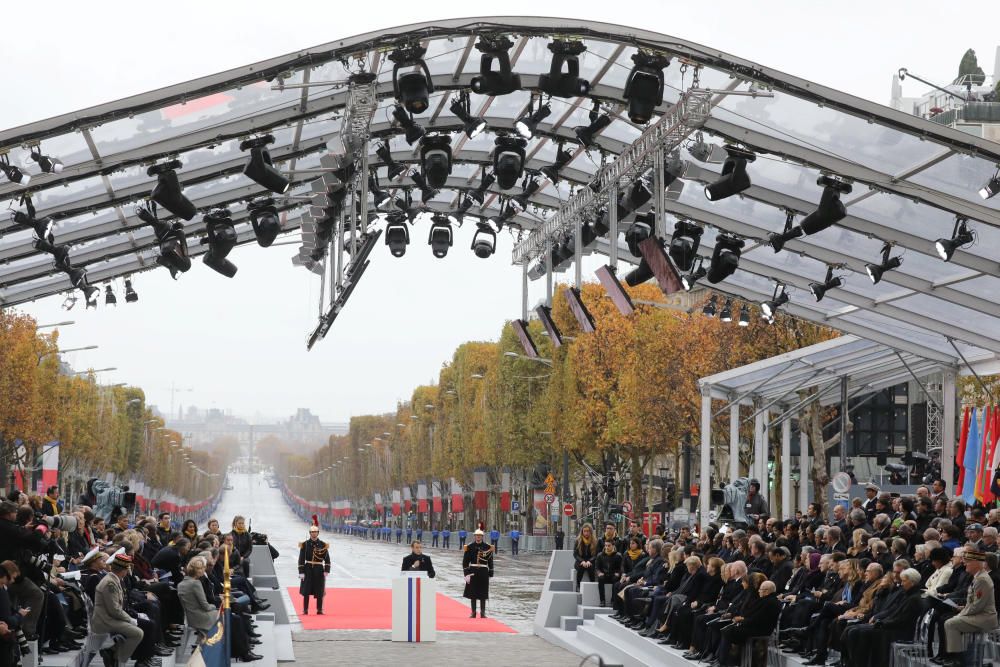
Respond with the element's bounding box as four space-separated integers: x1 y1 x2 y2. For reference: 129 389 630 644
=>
622 501 633 513
544 473 557 496
511 500 521 513
832 473 851 494
563 503 574 516
544 493 555 504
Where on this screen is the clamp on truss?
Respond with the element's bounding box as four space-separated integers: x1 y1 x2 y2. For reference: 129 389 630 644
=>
511 87 714 265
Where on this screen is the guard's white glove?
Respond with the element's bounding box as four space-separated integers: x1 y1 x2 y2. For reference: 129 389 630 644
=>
137 613 150 622
464 575 472 585
130 617 139 626
299 574 305 580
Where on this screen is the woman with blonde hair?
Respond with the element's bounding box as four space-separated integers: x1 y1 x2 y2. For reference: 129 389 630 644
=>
573 523 598 591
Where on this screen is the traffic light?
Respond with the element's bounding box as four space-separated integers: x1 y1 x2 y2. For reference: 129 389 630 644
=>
665 481 677 512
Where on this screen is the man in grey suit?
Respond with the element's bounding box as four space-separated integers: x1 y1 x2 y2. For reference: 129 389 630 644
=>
941 547 999 666
91 553 144 667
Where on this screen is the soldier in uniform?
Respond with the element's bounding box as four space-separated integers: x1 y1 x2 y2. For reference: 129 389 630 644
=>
941 547 999 666
462 528 494 618
297 518 330 615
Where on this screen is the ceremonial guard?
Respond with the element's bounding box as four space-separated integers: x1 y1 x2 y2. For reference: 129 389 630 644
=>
298 516 330 615
462 527 494 618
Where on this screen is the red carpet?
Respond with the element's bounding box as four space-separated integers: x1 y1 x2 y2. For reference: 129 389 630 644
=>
288 587 515 633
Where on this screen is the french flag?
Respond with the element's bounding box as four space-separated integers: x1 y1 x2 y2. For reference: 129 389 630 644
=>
431 481 443 514
474 470 488 511
417 483 428 513
374 493 384 514
403 487 412 513
500 472 511 512
392 490 402 516
41 441 60 491
451 478 464 513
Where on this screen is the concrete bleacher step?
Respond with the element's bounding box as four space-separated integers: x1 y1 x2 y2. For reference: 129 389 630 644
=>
576 615 692 667
271 624 294 663
560 616 584 632
251 618 277 667
578 604 613 621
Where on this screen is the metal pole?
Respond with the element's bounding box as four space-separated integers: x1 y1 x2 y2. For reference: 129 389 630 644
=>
562 451 570 543
521 262 529 321
574 216 583 290
799 432 810 515
653 145 666 238
781 416 791 520
545 238 553 308
942 368 957 492
753 405 766 493
608 183 619 271
729 401 740 483
839 376 848 472
699 388 712 528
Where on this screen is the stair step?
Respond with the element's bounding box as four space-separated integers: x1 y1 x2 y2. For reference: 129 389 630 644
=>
561 616 584 632
578 604 614 620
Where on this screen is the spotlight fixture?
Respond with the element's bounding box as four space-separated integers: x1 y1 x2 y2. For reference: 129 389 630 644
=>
136 204 191 278
420 134 453 189
384 211 410 257
707 233 745 284
376 143 408 181
719 298 733 322
768 211 802 253
681 257 707 292
510 177 540 212
147 160 197 220
471 221 497 258
540 141 573 182
427 214 453 258
470 36 521 96
469 167 496 205
738 303 750 326
124 279 138 303
200 208 238 278
704 147 756 201
389 44 433 114
449 91 487 139
34 237 71 267
240 135 290 195
809 266 844 302
624 258 653 287
493 136 527 190
702 294 718 317
62 294 77 311
573 102 612 148
688 134 713 163
935 217 975 261
105 285 117 306
248 197 281 247
66 266 97 302
0 156 30 186
663 151 686 188
489 199 518 230
623 51 670 124
980 170 1000 200
392 105 426 145
538 40 591 98
865 242 902 285
668 220 703 271
514 101 551 140
624 212 654 257
799 175 853 235
29 149 63 174
409 171 438 203
760 284 789 319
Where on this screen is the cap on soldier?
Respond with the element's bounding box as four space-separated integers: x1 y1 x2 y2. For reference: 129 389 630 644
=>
964 547 987 561
967 523 984 532
865 483 878 491
474 529 484 536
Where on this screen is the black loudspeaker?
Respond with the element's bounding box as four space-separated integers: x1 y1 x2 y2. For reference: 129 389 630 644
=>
876 453 887 467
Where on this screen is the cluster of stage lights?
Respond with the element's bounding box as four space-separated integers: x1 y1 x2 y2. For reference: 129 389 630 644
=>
701 295 752 326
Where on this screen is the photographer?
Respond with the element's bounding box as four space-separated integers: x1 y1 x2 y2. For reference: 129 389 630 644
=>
0 502 46 640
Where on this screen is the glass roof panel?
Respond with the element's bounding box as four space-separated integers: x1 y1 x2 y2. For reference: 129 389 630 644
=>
951 274 1000 301
909 152 1000 212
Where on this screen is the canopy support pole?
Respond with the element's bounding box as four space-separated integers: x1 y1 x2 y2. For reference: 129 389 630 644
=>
729 400 740 484
942 369 957 493
781 416 792 520
799 432 810 516
753 402 767 496
699 387 712 529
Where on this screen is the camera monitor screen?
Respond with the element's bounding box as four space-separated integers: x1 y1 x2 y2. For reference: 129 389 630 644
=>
638 236 683 295
595 264 634 317
534 305 563 348
510 318 539 358
563 287 596 333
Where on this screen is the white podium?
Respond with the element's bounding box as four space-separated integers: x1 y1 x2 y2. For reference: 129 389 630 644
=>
391 571 436 642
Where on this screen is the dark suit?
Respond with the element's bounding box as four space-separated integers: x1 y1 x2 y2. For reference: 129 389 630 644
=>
401 553 435 578
769 559 793 593
717 594 781 665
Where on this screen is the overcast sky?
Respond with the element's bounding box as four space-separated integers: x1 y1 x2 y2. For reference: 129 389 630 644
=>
7 2 998 423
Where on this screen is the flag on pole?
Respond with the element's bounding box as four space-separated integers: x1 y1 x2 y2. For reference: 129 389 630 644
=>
977 406 994 504
392 490 401 516
474 470 488 511
451 478 464 513
12 440 26 491
962 407 981 505
403 487 412 513
956 406 971 495
417 483 428 513
983 406 999 504
431 481 443 513
41 441 60 491
374 493 384 514
500 472 511 512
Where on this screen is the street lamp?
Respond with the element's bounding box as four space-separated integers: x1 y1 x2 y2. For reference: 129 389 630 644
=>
70 367 117 375
503 351 553 366
37 321 75 329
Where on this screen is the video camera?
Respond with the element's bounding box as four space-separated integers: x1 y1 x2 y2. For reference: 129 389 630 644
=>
711 477 751 527
89 479 137 522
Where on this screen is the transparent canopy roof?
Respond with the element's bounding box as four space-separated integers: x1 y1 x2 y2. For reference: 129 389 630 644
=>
0 16 998 369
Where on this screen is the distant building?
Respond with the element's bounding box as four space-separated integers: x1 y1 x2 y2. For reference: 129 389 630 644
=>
166 407 348 449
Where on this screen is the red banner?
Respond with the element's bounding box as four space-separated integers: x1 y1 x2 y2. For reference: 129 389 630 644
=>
500 472 511 512
474 470 488 511
451 478 464 513
432 481 443 513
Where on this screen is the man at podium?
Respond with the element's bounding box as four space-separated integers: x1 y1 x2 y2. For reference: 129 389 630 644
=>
401 541 436 578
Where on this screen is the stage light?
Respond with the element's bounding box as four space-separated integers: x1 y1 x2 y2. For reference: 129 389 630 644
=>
137 204 191 278
420 134 452 189
668 220 703 272
392 105 426 145
979 172 1000 200
809 266 844 302
702 294 718 317
865 243 902 284
469 168 496 205
105 285 117 306
663 151 686 188
514 102 551 140
527 260 546 280
29 150 63 174
688 135 713 163
681 258 707 292
768 212 802 253
720 298 733 322
147 161 196 220
540 142 573 182
62 294 77 311
624 212 654 257
240 135 289 195
409 171 438 203
427 214 453 258
0 157 30 186
493 136 527 190
33 238 71 267
707 233 745 284
760 285 789 319
574 111 612 148
799 176 853 235
376 143 408 181
124 279 138 303
738 303 750 326
704 147 755 201
510 178 540 212
248 197 281 247
200 208 238 278
389 44 433 114
449 91 487 139
470 36 521 96
619 179 653 215
935 217 975 261
624 258 653 287
623 51 670 124
471 222 497 258
539 40 591 98
66 266 97 302
384 212 410 257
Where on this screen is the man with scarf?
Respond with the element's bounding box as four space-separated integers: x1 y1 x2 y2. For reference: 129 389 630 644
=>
297 519 330 615
41 488 60 517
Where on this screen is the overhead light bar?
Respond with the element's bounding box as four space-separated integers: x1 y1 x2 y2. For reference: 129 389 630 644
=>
0 155 30 186
104 285 117 306
29 148 63 174
468 167 496 205
471 222 497 258
376 143 408 181
409 171 438 204
389 44 433 114
624 212 654 257
935 217 975 261
470 36 522 96
768 211 802 253
510 177 540 213
760 284 789 320
865 242 902 284
147 160 197 220
668 220 703 272
809 266 844 302
392 105 426 145
738 303 750 326
136 204 191 278
539 40 591 98
706 233 745 283
681 257 707 292
124 279 138 303
540 141 573 182
449 91 487 139
200 208 238 278
719 298 733 322
384 211 410 257
623 51 670 124
704 147 755 201
574 100 611 148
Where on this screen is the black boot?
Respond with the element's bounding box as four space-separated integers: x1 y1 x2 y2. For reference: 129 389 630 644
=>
469 601 477 618
479 600 487 618
316 598 324 615
302 597 309 615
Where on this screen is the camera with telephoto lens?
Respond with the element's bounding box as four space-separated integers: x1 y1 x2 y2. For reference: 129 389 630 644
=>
89 479 137 522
